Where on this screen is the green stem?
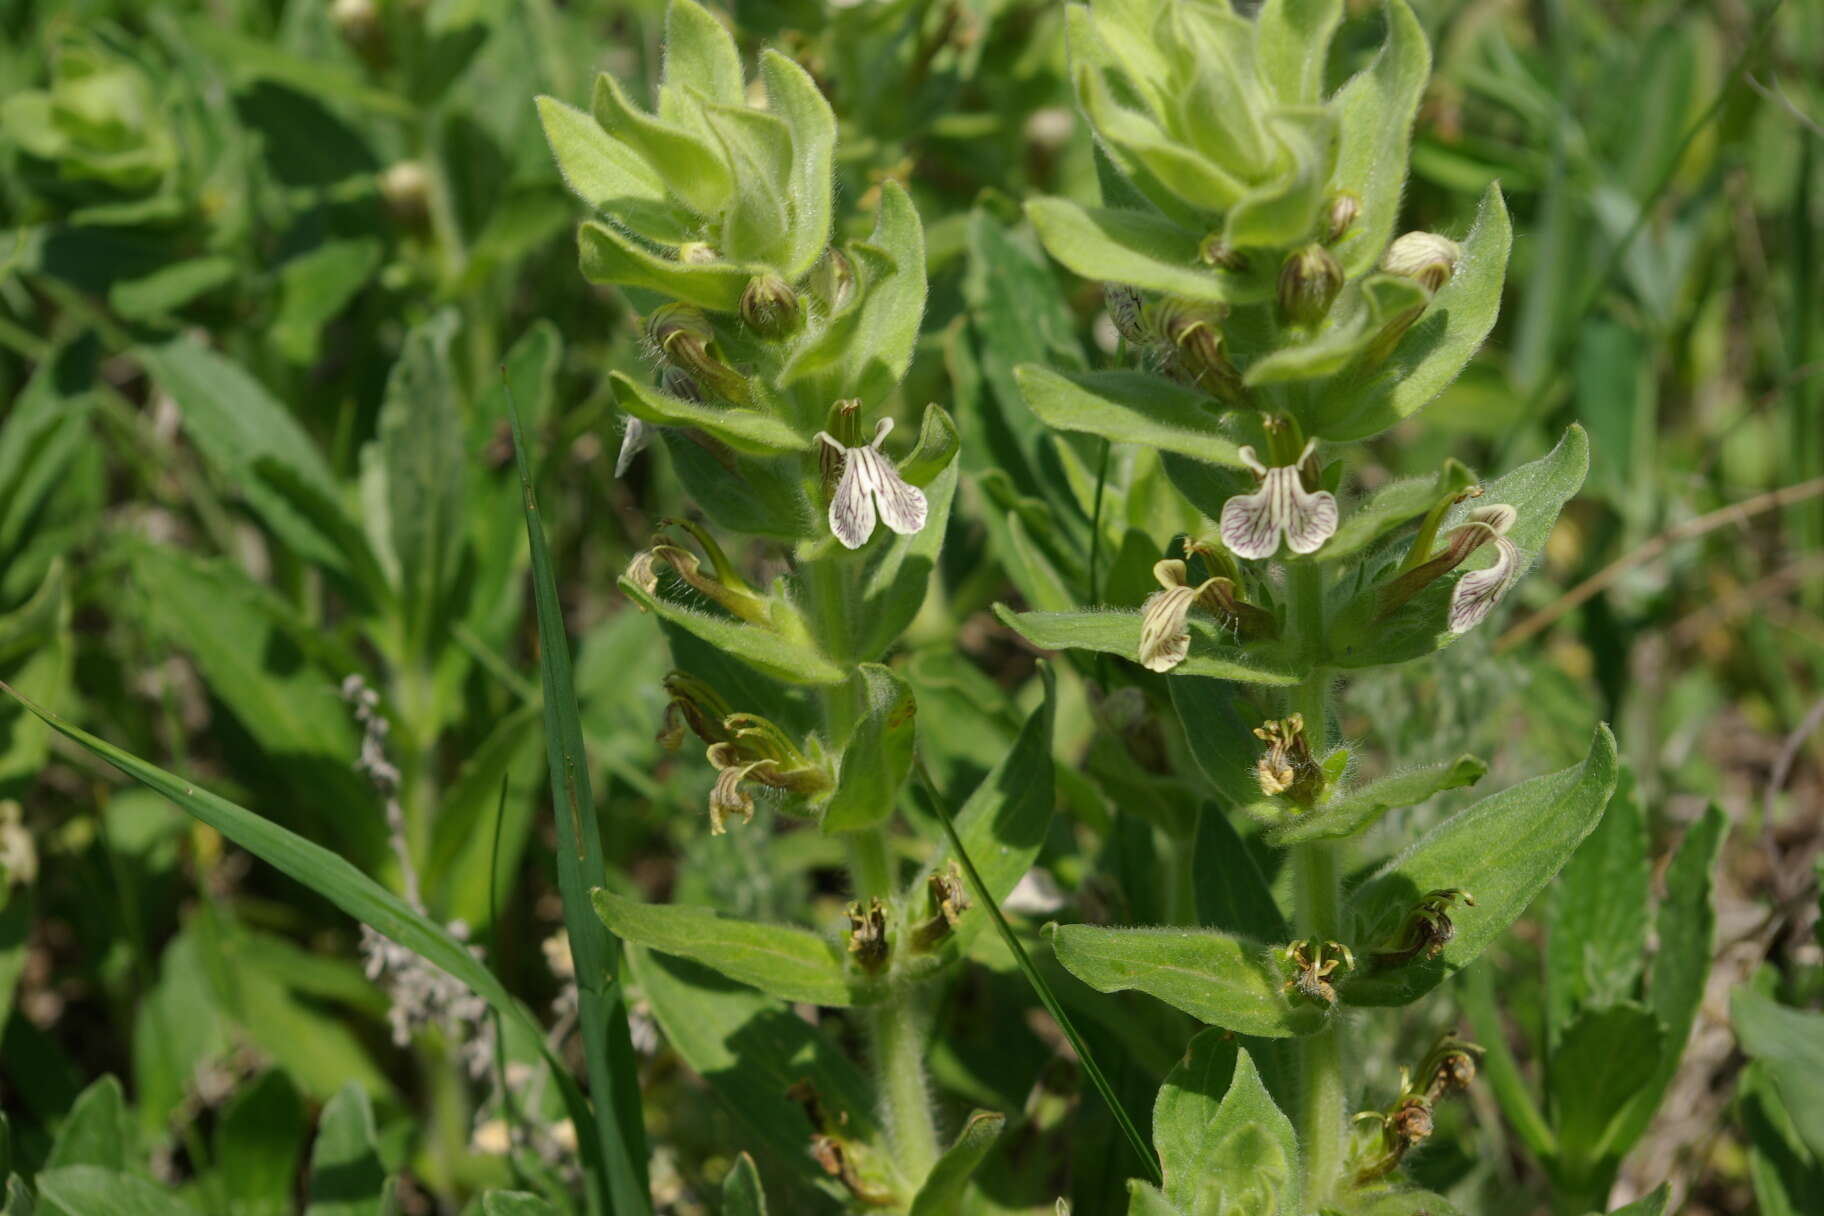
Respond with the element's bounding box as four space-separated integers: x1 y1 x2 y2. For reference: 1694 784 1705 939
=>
866 989 942 1184
845 825 939 1185
1287 560 1345 1205
847 825 894 902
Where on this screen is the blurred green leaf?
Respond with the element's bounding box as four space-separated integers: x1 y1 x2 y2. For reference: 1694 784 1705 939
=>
137 338 357 575
304 1084 388 1216
272 240 384 366
1192 803 1288 942
37 1166 199 1216
1546 767 1650 1039
109 257 236 321
45 1077 131 1171
629 945 893 1205
214 1071 307 1216
1612 804 1728 1148
1548 1002 1664 1184
907 1111 1004 1216
480 1194 560 1216
1734 986 1824 1163
720 1153 768 1216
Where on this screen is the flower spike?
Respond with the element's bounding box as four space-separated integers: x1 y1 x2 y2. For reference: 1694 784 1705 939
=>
1220 441 1339 560
815 418 928 550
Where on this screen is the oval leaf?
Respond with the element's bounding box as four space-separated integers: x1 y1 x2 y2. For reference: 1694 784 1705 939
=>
1342 724 1619 1006
1051 924 1327 1037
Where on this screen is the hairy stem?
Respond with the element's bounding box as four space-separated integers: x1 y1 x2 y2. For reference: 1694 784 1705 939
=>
867 988 942 1185
848 826 939 1185
1288 560 1345 1204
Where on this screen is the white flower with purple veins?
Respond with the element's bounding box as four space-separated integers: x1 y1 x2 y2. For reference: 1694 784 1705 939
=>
816 418 928 550
1448 504 1522 633
1219 441 1339 559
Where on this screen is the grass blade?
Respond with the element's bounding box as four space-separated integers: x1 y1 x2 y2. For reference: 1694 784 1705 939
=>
0 679 608 1196
504 376 652 1215
910 760 1162 1186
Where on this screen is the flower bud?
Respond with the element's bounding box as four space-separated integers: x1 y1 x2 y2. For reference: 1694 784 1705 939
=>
806 247 856 313
676 241 719 264
379 160 431 226
1198 234 1248 272
660 672 735 748
332 0 382 51
647 304 750 404
739 273 802 339
1277 243 1344 326
1323 192 1361 245
1381 231 1461 293
846 898 890 972
1153 300 1244 406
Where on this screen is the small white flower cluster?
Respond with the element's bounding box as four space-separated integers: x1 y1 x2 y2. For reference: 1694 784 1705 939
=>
361 920 496 1081
0 800 36 888
342 673 495 1079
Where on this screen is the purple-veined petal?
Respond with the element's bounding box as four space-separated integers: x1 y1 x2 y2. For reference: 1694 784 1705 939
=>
1449 536 1521 632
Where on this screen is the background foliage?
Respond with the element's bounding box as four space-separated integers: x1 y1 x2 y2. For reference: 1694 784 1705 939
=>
0 0 1820 1213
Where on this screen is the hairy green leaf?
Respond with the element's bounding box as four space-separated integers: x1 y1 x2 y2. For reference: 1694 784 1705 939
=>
619 579 845 685
759 51 836 278
1156 1040 1299 1216
720 1154 767 1216
1193 804 1289 942
1315 184 1511 440
1268 754 1486 845
535 96 692 243
1024 198 1249 304
1014 366 1245 467
577 221 759 312
996 605 1303 685
1051 924 1325 1037
1320 460 1475 563
1327 0 1430 277
609 371 806 455
591 71 731 216
1255 0 1344 106
823 664 918 834
592 890 864 1007
629 946 899 1202
1343 724 1619 1005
